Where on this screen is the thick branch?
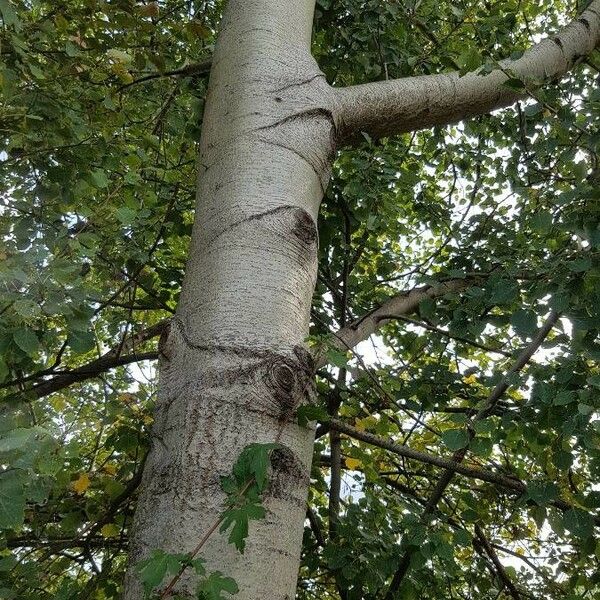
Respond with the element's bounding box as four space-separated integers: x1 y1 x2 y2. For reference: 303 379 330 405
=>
314 277 479 369
328 418 587 517
4 321 167 402
335 1 600 141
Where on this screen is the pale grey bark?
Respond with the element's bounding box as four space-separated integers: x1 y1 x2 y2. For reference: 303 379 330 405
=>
335 1 600 141
124 1 333 599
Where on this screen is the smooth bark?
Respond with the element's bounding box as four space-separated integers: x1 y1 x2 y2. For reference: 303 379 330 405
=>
335 1 600 141
124 1 335 598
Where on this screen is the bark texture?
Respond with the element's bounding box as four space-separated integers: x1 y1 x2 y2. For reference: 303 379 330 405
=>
124 1 334 598
335 0 600 140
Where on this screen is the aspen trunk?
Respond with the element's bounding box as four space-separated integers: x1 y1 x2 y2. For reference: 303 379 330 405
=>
123 1 335 598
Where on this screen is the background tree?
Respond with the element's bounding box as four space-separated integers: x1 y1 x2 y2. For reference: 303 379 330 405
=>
2 1 600 599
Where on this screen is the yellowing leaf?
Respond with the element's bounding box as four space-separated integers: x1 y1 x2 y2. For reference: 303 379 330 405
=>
354 416 376 432
345 457 361 470
354 418 366 432
142 415 154 426
462 374 477 385
50 396 66 411
72 473 90 494
102 464 117 476
137 2 159 17
101 523 120 538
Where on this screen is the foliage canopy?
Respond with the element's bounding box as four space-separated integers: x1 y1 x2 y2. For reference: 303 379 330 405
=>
1 0 600 598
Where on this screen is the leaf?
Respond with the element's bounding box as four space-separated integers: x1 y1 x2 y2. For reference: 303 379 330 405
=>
0 1 20 29
220 504 266 552
510 309 538 338
106 49 133 64
135 549 185 596
524 103 543 117
326 347 349 368
418 297 436 321
116 206 137 225
231 443 278 492
296 405 328 427
197 571 239 600
553 391 576 406
441 429 470 451
67 329 95 354
0 471 25 529
526 481 559 505
100 523 120 538
457 46 481 74
0 428 35 453
344 457 361 470
90 169 109 189
72 473 91 495
12 328 40 355
563 508 594 539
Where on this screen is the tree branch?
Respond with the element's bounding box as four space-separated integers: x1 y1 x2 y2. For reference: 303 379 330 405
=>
384 310 561 598
314 276 480 369
335 1 600 141
4 321 168 402
120 58 212 90
328 418 580 515
474 524 523 600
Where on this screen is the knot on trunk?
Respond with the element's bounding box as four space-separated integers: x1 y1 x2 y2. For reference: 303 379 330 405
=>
291 208 318 247
260 346 315 420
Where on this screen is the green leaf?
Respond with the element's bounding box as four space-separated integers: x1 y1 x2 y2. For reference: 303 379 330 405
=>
0 471 25 529
67 329 96 354
526 481 559 505
12 328 40 355
116 206 138 225
197 571 239 599
296 405 329 427
419 297 436 321
563 509 594 540
510 309 538 337
0 0 20 29
135 549 186 597
90 170 109 189
524 103 543 117
220 504 266 552
553 391 576 406
441 429 470 451
326 347 349 368
457 46 481 74
231 443 278 492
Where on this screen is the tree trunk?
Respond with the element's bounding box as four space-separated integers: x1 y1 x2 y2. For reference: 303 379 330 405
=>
123 1 335 598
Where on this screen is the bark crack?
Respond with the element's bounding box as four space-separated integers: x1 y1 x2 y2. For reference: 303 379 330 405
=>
256 107 336 134
271 73 326 94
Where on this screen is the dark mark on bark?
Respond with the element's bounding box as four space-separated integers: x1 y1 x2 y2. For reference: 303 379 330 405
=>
292 208 318 246
256 107 336 133
268 445 309 501
271 73 326 94
158 322 173 362
579 16 591 30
